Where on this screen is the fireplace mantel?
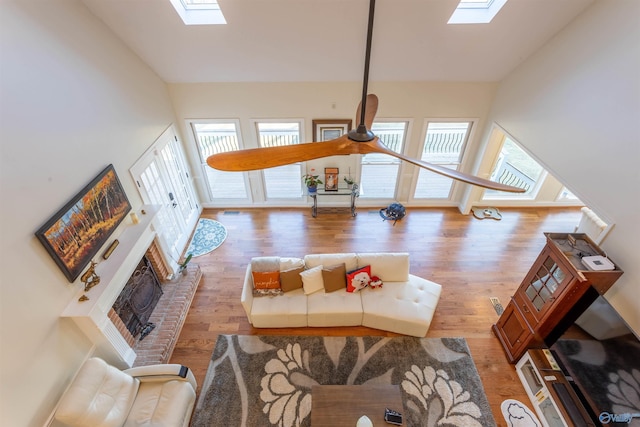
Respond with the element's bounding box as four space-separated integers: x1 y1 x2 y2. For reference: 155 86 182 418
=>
61 204 162 368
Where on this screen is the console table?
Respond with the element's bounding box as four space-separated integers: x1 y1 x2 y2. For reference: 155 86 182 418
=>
309 184 359 218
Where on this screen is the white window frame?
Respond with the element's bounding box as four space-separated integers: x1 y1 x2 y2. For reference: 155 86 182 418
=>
409 119 477 204
465 124 585 209
448 0 508 24
358 119 411 201
169 0 226 25
482 135 547 201
250 118 306 202
187 118 252 205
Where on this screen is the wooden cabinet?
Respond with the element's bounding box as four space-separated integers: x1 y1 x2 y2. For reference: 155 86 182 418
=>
494 297 539 359
493 233 623 363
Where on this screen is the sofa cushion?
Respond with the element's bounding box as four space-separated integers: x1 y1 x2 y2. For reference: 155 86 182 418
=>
360 275 441 337
280 266 304 292
322 263 347 292
251 288 308 327
300 265 324 295
307 288 363 327
357 252 409 282
346 265 371 293
304 253 358 272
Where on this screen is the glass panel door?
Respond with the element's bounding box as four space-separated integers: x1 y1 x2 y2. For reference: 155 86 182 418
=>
524 255 567 313
130 126 200 262
359 121 407 199
413 122 472 199
190 120 250 201
255 121 303 199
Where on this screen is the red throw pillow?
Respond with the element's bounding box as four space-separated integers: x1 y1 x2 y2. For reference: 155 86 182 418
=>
346 265 371 293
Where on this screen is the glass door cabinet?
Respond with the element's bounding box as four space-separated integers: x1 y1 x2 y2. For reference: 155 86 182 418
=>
493 233 623 363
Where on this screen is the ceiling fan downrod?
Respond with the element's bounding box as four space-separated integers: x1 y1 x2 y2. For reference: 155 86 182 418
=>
348 0 376 142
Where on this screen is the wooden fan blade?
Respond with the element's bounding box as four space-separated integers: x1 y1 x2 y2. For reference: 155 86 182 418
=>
355 94 379 129
206 135 360 171
359 138 526 193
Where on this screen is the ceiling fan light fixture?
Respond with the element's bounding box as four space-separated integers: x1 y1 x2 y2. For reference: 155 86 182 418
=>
348 126 375 142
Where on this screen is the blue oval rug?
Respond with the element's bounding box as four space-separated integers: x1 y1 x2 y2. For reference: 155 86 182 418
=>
185 219 227 257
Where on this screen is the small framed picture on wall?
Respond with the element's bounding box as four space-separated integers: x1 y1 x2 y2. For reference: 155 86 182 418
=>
324 168 339 191
313 119 352 142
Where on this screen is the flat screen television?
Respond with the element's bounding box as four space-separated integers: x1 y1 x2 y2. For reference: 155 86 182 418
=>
550 296 640 426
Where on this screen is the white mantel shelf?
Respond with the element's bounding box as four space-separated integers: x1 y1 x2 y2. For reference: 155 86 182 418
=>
61 204 161 367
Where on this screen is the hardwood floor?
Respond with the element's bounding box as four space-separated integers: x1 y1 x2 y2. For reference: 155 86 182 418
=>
170 206 583 426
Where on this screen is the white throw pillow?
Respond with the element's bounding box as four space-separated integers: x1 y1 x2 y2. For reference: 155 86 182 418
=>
300 265 324 295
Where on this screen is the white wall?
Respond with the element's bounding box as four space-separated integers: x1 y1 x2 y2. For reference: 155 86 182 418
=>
0 1 177 425
485 0 640 332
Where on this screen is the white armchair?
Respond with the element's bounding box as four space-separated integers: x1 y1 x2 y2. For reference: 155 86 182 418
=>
53 357 197 427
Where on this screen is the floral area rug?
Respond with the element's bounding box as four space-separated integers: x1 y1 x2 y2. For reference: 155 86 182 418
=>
185 218 227 257
191 335 496 427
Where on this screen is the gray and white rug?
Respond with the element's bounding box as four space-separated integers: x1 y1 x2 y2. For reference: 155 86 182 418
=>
191 335 496 427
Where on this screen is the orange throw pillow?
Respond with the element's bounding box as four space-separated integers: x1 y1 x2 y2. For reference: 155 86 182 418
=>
252 271 280 290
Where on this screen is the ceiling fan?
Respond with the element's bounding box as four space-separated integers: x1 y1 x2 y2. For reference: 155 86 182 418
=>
207 0 525 193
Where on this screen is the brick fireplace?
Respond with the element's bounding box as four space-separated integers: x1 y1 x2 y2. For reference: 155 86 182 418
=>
61 205 201 368
107 263 201 366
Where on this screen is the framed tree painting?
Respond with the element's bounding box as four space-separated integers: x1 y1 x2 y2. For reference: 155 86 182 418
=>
312 119 352 142
35 164 132 282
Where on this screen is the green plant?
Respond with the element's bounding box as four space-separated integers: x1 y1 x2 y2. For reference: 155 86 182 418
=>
302 174 323 187
343 176 355 185
178 253 193 274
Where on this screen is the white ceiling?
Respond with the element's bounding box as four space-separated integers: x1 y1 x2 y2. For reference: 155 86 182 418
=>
81 0 595 84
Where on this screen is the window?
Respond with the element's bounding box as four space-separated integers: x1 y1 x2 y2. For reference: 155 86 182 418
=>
359 121 408 199
413 122 472 199
169 0 226 25
254 121 304 199
448 0 508 24
483 136 545 199
190 120 250 201
557 187 580 202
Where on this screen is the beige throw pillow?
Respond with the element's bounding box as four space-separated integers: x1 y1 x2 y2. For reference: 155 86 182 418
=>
322 263 347 292
280 266 305 292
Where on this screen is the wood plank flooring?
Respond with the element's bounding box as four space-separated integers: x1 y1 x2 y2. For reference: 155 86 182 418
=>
170 206 583 426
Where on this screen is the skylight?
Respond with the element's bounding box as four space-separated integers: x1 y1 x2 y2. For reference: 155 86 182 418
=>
169 0 226 25
448 0 508 24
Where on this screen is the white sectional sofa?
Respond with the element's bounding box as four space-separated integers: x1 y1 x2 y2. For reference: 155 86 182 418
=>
240 252 442 337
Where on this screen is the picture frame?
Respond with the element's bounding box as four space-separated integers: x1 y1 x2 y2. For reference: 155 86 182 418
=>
313 119 352 142
35 164 132 282
324 167 339 191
